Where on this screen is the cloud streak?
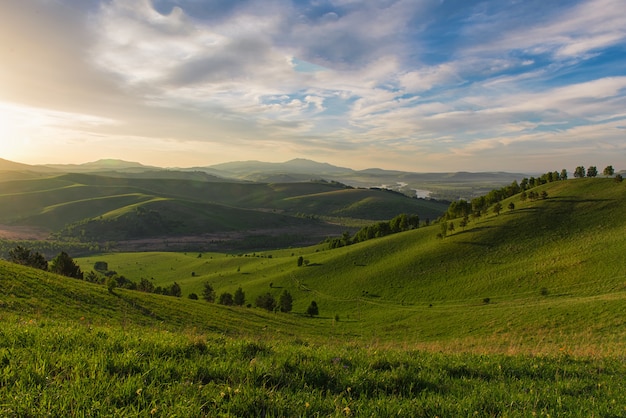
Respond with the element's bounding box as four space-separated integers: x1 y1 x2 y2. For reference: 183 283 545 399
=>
1 0 625 171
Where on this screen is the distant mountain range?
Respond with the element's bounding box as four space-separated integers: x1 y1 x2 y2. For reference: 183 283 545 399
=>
1 157 532 200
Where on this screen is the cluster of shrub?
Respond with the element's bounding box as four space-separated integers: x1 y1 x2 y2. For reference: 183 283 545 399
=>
199 282 319 316
7 246 83 279
326 213 420 249
6 246 321 317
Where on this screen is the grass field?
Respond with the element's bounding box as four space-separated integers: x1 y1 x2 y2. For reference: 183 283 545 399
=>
1 177 626 415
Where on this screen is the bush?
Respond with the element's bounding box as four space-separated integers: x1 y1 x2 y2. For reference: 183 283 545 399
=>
279 290 293 313
256 293 276 311
50 252 83 279
8 246 48 271
219 292 234 306
306 301 319 317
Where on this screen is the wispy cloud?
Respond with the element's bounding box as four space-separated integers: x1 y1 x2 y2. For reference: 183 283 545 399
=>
1 0 625 171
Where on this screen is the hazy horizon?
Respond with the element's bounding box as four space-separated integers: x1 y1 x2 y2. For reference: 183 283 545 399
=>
1 1 625 172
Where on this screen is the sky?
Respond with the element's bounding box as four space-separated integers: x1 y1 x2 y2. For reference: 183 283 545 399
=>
1 0 625 172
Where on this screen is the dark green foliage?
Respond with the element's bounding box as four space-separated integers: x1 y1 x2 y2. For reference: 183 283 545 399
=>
279 290 293 313
586 166 598 178
306 301 319 317
49 252 83 279
93 261 108 271
219 292 234 306
493 202 503 215
256 292 276 311
297 256 304 267
350 213 419 245
574 166 585 178
603 165 614 177
202 282 216 302
615 174 623 183
508 202 515 211
188 293 199 300
137 277 155 293
8 246 48 271
169 282 182 297
234 287 246 306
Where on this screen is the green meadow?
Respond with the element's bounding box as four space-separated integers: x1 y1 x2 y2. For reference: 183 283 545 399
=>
1 177 626 415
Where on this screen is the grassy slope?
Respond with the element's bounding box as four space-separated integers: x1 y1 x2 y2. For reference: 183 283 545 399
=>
0 174 447 241
2 177 625 416
67 178 626 354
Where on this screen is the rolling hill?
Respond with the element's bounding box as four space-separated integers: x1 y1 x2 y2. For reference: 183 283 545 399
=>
2 177 625 415
1 177 624 350
1 157 530 200
0 172 447 251
59 177 626 352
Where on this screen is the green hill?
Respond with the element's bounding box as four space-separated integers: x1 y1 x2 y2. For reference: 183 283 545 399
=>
0 173 447 250
2 178 626 415
65 177 626 353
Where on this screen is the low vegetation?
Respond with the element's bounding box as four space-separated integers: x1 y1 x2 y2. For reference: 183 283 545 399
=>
1 172 625 415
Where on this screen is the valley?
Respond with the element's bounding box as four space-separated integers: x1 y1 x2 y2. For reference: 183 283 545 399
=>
1 158 625 416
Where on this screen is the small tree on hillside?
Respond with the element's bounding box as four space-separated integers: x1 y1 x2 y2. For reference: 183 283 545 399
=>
219 292 234 306
234 287 246 306
50 252 83 279
8 245 48 271
615 174 623 183
508 202 515 211
560 169 568 180
202 282 216 302
169 282 182 297
603 165 615 177
279 290 293 313
306 301 319 317
297 256 304 267
256 293 276 312
574 166 586 178
493 202 503 216
587 166 598 178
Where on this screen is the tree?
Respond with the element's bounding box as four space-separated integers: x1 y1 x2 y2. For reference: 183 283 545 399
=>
49 252 83 279
574 166 586 178
297 256 304 267
8 245 48 270
188 293 199 300
439 220 448 237
219 292 234 306
520 191 527 202
493 202 503 216
256 293 276 311
202 282 216 302
508 202 515 211
540 191 548 200
279 290 293 313
615 174 623 183
306 301 319 317
169 282 182 297
138 277 155 293
560 169 568 180
234 287 246 306
586 166 598 178
448 221 455 233
603 165 615 177
93 261 108 272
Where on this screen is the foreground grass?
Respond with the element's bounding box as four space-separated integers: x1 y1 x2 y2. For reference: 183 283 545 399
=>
1 314 625 417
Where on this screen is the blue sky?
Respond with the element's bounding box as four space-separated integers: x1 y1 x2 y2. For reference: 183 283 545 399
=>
1 0 625 172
